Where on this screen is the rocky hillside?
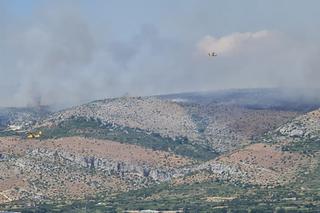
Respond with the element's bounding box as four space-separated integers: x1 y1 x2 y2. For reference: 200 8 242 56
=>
174 143 315 188
0 136 194 203
172 107 320 193
1 90 320 211
32 94 301 155
37 97 200 141
1 106 318 205
263 108 320 153
278 109 320 140
185 103 298 152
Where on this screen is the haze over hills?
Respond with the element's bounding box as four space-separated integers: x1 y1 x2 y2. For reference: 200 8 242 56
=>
0 88 320 211
2 0 320 211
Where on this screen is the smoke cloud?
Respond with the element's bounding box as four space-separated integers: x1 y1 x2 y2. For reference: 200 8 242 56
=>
197 31 274 55
0 1 320 108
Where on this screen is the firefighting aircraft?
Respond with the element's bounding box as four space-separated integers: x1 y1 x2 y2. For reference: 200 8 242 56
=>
208 52 218 57
27 130 42 139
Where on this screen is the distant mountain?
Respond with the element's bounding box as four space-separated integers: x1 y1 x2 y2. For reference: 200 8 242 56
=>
159 88 320 111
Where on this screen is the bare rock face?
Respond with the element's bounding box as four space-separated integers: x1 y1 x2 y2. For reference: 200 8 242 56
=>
277 109 320 139
289 129 305 137
27 148 178 182
279 125 305 138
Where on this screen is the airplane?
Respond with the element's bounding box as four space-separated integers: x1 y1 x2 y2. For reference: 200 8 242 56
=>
208 52 218 57
27 130 42 139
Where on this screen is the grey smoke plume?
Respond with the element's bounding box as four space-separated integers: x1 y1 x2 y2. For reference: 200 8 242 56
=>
0 1 320 108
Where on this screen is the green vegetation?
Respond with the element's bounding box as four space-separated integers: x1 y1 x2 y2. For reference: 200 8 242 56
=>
190 113 209 134
38 117 218 161
6 177 320 212
281 137 320 154
0 130 19 137
4 160 320 212
1 110 319 212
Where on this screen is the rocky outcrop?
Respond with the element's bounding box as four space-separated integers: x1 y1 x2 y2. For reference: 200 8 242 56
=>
277 109 320 140
27 148 180 182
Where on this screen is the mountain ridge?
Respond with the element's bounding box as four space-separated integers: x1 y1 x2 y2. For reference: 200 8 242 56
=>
1 89 320 211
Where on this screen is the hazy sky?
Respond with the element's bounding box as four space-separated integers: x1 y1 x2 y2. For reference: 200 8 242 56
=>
1 0 320 107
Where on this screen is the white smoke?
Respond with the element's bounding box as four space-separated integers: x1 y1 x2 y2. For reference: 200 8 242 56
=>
1 2 320 108
197 30 274 56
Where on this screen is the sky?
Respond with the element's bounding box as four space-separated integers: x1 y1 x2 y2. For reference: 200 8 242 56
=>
1 0 320 107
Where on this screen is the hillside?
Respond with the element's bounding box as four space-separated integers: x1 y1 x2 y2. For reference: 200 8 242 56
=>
176 107 320 186
139 108 320 212
1 90 320 212
81 107 318 212
0 136 194 204
36 97 200 141
31 90 304 155
268 108 320 152
185 103 298 152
